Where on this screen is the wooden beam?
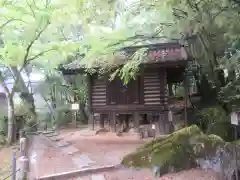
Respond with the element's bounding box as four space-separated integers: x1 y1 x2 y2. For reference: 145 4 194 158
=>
184 72 188 127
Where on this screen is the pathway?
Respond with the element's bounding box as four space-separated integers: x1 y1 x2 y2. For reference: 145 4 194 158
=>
28 129 145 179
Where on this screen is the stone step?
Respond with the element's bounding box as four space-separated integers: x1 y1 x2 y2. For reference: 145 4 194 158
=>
45 132 59 137
56 141 71 148
50 136 62 142
91 174 106 180
42 130 55 134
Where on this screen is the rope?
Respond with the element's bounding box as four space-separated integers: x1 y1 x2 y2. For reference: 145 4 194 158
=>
3 168 20 180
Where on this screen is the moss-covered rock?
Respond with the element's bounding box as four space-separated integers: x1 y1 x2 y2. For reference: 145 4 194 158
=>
122 125 225 175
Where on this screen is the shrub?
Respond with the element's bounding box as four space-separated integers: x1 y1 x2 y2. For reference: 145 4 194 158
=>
195 106 233 141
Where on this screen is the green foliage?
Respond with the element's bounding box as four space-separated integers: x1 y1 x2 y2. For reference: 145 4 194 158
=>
195 106 233 141
52 109 72 128
0 134 6 145
119 48 148 84
0 0 82 71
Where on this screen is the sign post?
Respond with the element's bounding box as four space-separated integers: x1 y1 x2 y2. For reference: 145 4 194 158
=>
71 103 79 127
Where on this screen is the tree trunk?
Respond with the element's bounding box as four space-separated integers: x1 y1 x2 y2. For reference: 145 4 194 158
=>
7 95 16 144
10 67 37 121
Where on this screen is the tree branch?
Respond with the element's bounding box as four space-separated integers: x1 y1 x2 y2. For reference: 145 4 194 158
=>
22 20 50 71
45 0 51 8
26 0 36 18
27 48 55 62
11 21 50 95
212 6 231 19
59 27 68 41
0 18 24 30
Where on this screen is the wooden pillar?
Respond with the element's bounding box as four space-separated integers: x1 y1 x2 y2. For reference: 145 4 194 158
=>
110 112 117 132
184 72 188 127
87 74 94 130
159 68 170 134
125 115 130 129
100 114 104 129
133 112 140 132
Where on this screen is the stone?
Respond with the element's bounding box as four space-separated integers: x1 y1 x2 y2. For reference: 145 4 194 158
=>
50 136 62 141
42 130 54 134
122 125 225 176
56 141 71 148
45 132 59 137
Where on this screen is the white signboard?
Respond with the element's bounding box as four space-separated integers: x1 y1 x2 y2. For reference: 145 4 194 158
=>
71 103 79 110
152 124 156 130
231 112 239 125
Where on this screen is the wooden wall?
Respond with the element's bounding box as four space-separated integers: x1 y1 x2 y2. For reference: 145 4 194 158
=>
91 77 106 106
90 67 168 109
143 71 161 105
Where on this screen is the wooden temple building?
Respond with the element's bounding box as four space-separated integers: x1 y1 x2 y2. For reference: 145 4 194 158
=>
61 42 191 135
